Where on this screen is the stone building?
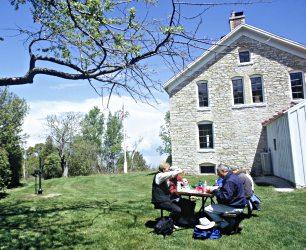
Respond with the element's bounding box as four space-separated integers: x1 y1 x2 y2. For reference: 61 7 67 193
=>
163 12 306 175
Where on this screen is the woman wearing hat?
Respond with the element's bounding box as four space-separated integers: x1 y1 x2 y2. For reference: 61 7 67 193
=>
151 163 183 223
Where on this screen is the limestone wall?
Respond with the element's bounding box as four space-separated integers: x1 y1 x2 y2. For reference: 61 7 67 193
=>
169 36 306 175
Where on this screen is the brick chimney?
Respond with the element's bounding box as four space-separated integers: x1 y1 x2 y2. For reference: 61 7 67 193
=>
229 11 245 31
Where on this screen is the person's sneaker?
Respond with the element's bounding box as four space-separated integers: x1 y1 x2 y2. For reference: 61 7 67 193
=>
173 224 182 230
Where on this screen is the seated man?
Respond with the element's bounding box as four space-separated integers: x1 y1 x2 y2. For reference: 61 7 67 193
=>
230 166 254 199
151 162 183 223
204 164 247 230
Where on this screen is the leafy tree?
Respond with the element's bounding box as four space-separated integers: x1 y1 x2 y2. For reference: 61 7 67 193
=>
46 112 81 177
40 136 57 162
117 150 149 172
43 152 61 179
69 136 99 176
0 87 28 187
130 151 149 171
103 111 123 173
24 143 44 177
2 1 254 103
0 147 11 191
157 111 172 164
81 106 104 153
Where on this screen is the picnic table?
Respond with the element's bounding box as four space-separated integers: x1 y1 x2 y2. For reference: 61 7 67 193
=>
176 188 216 213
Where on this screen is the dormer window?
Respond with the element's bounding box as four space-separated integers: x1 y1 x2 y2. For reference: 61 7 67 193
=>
197 81 209 107
239 50 250 63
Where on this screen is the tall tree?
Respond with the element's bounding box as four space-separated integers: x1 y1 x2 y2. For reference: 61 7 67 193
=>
0 147 10 191
157 111 172 164
43 152 62 179
0 87 28 187
103 111 123 173
25 143 45 178
2 1 255 104
81 106 104 152
68 136 99 176
46 112 81 177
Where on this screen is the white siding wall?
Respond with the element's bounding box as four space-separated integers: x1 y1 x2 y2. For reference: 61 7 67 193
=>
288 101 306 187
267 115 295 182
267 101 306 186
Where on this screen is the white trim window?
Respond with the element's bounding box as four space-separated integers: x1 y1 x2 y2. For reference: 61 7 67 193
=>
197 80 209 107
239 50 251 63
198 122 213 149
290 72 305 99
232 77 244 104
251 75 264 103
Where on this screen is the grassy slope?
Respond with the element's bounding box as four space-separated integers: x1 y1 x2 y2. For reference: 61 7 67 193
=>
0 172 305 250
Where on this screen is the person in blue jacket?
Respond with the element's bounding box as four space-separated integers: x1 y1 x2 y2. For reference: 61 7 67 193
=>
204 164 246 229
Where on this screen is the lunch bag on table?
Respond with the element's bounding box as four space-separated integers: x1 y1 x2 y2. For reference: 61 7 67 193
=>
154 217 174 236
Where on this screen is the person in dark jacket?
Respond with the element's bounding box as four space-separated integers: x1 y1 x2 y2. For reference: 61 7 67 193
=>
204 164 247 229
152 162 183 222
230 166 254 199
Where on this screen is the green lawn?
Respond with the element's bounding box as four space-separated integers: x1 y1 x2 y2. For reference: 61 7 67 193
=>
0 172 305 250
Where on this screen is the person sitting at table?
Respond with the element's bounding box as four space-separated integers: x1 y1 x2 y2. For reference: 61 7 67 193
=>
230 166 254 199
168 166 183 200
204 164 246 231
151 162 183 223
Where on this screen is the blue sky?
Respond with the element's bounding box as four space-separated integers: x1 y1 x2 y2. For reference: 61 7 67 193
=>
1 0 305 167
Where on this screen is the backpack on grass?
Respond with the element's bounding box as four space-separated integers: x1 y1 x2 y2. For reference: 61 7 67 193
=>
154 217 174 236
250 193 262 210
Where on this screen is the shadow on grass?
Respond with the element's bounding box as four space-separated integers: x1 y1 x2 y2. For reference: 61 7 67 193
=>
146 172 156 176
0 192 9 199
0 199 140 249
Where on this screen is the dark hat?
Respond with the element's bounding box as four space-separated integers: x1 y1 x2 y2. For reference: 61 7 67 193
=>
230 166 239 171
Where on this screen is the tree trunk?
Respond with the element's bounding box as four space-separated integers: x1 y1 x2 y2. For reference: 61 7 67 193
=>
63 165 69 177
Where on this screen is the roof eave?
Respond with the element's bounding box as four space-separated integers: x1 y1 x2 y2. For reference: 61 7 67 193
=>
164 24 306 95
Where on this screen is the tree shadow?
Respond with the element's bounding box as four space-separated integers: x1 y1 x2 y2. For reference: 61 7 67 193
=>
146 172 156 176
0 192 9 199
0 199 141 249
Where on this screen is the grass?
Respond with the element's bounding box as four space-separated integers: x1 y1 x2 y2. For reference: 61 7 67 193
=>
0 172 305 250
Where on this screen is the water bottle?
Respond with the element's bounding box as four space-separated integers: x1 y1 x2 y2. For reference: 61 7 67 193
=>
198 180 202 188
177 181 182 191
203 180 207 193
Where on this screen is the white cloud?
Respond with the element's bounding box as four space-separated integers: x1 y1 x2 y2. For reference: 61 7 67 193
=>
50 82 85 90
23 96 169 166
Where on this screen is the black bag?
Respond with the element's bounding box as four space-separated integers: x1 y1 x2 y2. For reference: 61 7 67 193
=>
176 198 196 227
154 217 174 236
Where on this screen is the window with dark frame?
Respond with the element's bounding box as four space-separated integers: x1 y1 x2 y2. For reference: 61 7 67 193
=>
239 51 250 63
198 81 209 107
251 76 263 103
198 123 213 149
290 72 304 99
200 165 215 174
232 78 244 104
